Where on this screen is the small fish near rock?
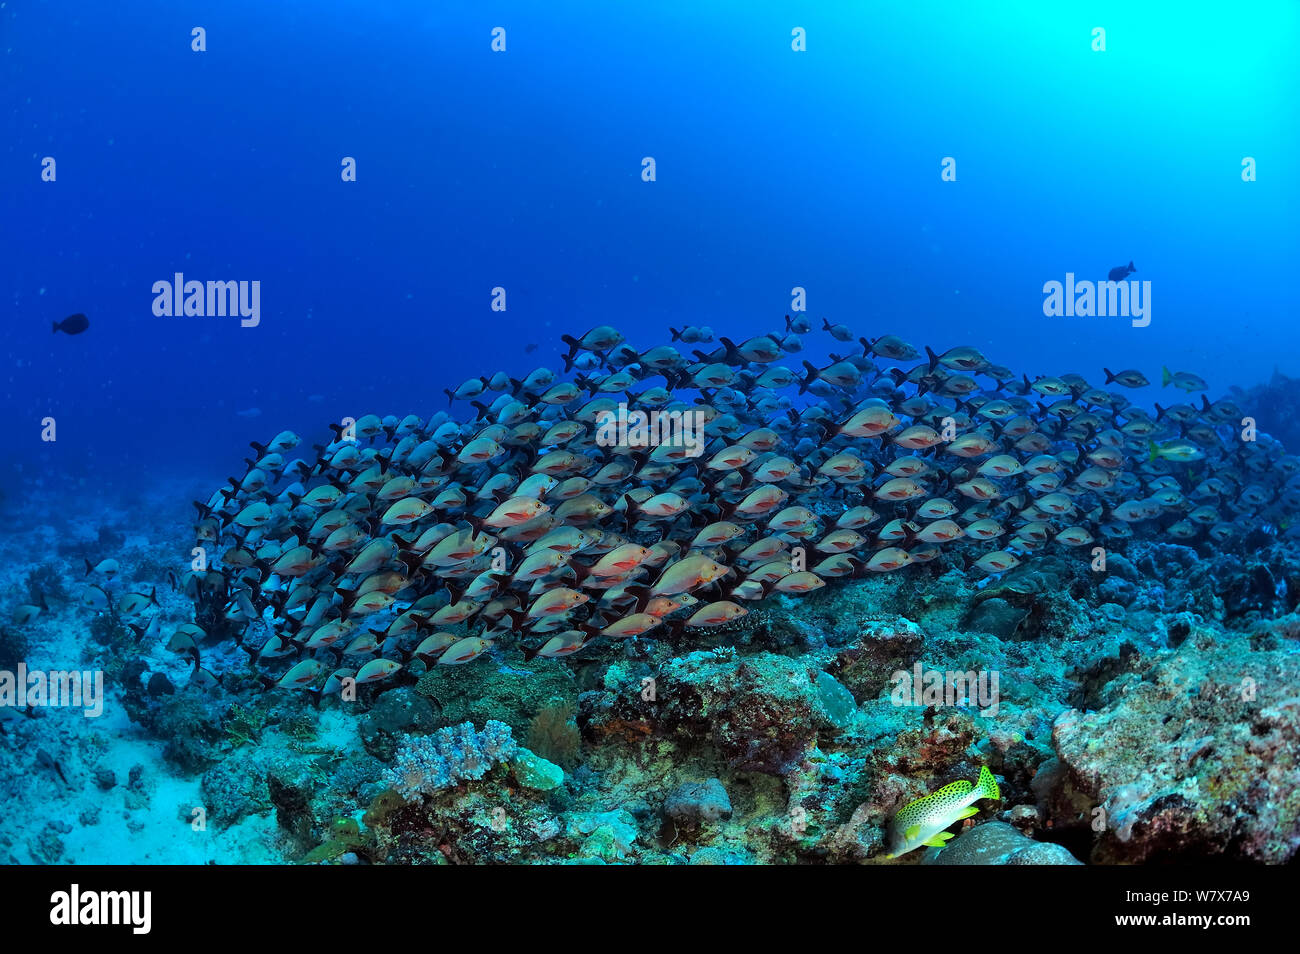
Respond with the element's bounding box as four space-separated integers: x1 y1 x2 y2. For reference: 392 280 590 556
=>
886 766 1001 858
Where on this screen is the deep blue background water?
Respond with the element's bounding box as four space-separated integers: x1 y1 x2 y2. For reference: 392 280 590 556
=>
3 1 1297 497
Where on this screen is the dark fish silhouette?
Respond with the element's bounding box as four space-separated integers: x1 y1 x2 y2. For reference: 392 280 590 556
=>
52 313 89 335
36 748 70 787
1107 261 1136 282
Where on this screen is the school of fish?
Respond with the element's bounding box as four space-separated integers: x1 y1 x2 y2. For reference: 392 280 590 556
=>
135 315 1297 696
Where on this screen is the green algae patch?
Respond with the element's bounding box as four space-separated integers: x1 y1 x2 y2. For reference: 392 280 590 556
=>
814 670 857 729
299 817 365 864
510 747 565 791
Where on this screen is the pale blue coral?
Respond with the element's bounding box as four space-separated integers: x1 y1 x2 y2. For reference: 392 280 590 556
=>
389 720 517 801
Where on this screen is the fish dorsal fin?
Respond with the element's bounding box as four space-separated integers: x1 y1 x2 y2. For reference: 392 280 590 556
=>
934 780 973 800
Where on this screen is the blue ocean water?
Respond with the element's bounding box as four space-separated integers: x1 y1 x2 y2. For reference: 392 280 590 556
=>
4 1 1297 493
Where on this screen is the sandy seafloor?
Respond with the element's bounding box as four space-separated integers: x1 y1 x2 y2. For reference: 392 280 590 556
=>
0 482 286 863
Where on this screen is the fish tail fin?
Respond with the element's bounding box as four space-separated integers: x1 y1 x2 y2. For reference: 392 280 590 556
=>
336 587 358 618
624 583 652 614
559 335 581 370
925 345 939 372
444 387 455 406
1129 260 1135 272
799 360 819 394
1147 439 1160 463
251 558 273 584
1154 402 1166 421
670 326 683 341
443 578 467 603
1103 367 1116 385
621 492 641 532
396 551 422 577
266 591 289 618
503 609 530 634
784 314 793 331
1161 366 1172 387
975 765 1000 801
720 336 742 365
84 558 93 576
568 558 592 584
821 317 832 331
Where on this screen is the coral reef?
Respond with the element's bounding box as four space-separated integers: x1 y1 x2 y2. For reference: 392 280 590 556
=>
2 448 1298 865
1045 626 1300 863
